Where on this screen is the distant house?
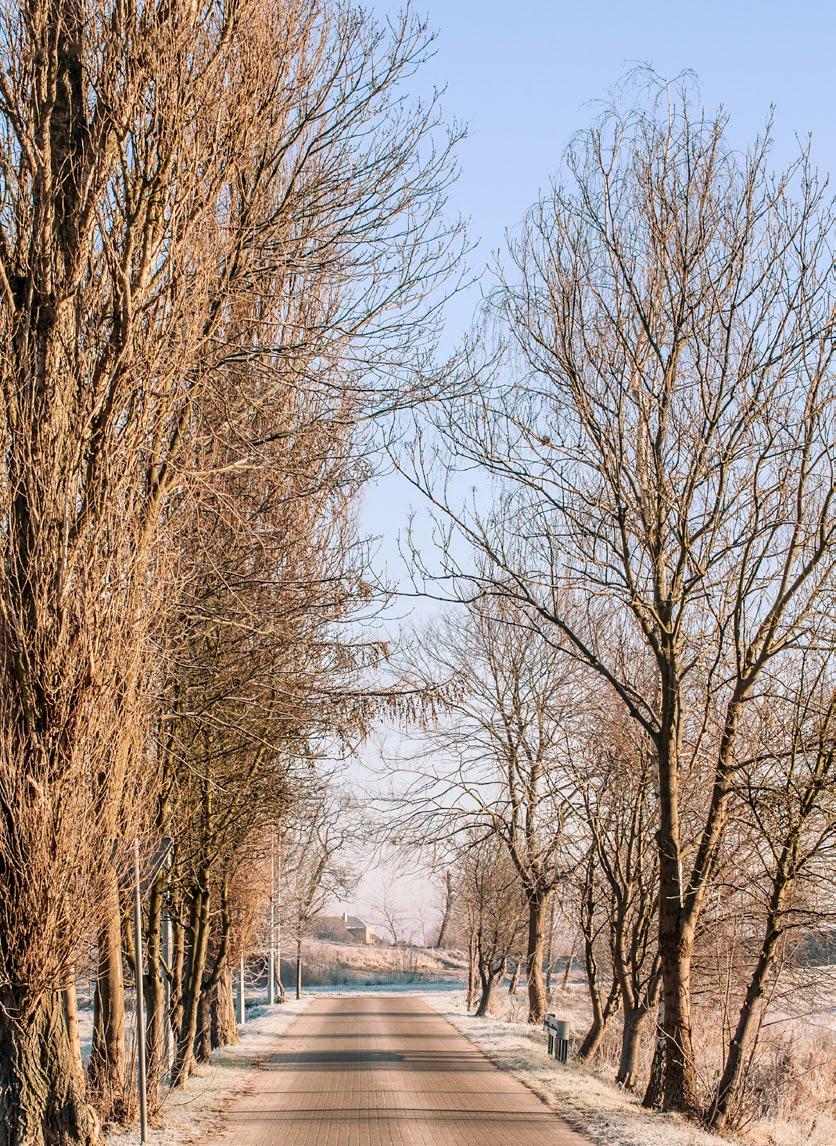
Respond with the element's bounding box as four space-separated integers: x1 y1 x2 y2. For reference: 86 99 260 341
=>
313 911 377 945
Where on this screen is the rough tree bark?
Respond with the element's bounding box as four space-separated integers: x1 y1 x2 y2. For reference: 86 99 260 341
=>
525 890 550 1023
0 989 101 1146
212 966 239 1050
87 869 126 1121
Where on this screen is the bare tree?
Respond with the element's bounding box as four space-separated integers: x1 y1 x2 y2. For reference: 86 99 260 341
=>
462 837 527 1017
282 781 357 999
387 597 583 1022
581 711 661 1087
573 846 620 1062
405 74 834 1115
708 661 835 1128
435 869 455 948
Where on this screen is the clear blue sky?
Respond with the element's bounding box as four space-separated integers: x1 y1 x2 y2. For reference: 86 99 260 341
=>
363 0 836 572
379 0 834 300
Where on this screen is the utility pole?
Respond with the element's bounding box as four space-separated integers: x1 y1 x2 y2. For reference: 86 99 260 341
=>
276 827 284 1002
268 838 276 1005
162 910 173 1067
133 839 148 1145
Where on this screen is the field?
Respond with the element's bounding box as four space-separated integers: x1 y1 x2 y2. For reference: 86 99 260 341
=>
280 937 469 987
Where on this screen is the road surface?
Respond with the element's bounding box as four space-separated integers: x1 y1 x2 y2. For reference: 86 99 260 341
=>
205 994 590 1145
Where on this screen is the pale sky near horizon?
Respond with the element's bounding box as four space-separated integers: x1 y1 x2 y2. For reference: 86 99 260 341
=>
332 0 836 933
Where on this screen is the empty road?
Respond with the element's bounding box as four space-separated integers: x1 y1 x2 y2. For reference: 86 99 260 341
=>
206 994 589 1146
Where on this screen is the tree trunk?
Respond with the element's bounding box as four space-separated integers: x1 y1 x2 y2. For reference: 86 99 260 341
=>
508 959 522 995
616 1005 649 1089
168 910 185 1054
171 879 210 1087
544 896 556 990
63 983 82 1079
144 868 168 1111
466 929 478 1012
577 975 619 1061
0 989 102 1146
709 892 788 1127
194 988 212 1064
194 882 233 1063
475 959 504 1018
525 890 549 1023
295 935 303 1000
656 718 701 1115
577 878 620 1061
436 870 454 947
657 907 698 1112
561 948 574 990
87 869 127 1122
212 965 239 1050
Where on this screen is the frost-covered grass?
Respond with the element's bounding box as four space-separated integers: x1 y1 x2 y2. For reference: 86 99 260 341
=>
423 990 733 1146
423 986 836 1146
105 997 311 1146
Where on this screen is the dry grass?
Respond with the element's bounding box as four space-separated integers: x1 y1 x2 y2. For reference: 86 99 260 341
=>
292 939 468 986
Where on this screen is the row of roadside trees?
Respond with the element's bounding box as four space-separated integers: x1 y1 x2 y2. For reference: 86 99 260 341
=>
0 3 831 1140
0 3 462 1143
383 75 834 1132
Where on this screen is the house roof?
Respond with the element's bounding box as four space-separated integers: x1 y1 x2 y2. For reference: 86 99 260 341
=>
317 914 368 930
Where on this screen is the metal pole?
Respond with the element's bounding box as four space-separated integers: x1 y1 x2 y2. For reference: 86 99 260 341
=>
133 839 148 1145
268 840 276 1005
276 829 283 1002
162 911 173 1068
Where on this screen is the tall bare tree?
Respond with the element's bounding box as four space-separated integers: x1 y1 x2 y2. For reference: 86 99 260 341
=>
580 709 661 1087
281 780 357 999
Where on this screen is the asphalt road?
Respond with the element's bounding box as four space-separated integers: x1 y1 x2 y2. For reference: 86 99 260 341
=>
205 994 590 1146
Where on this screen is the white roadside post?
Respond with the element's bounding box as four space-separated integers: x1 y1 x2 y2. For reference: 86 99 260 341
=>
133 839 148 1145
162 911 173 1068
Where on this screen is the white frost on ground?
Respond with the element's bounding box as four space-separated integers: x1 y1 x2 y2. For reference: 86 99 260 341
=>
422 990 734 1146
106 997 311 1146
